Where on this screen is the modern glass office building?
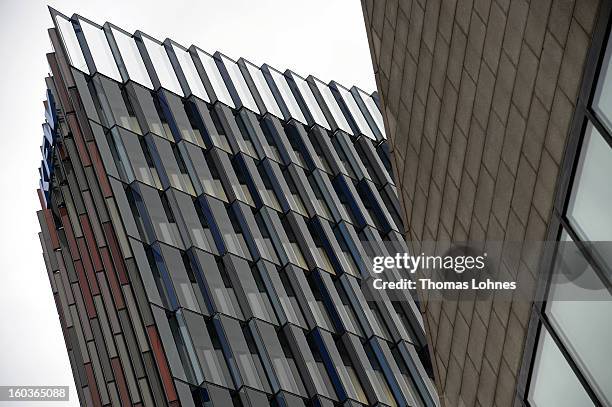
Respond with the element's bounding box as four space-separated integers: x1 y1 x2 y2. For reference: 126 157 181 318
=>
37 8 438 407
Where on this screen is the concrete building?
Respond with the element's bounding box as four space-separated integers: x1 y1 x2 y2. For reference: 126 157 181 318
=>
361 0 612 406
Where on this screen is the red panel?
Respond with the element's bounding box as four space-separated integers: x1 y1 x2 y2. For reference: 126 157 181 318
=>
59 207 80 260
66 113 91 167
87 141 113 198
42 208 60 250
103 223 129 285
79 214 103 271
46 53 73 114
110 357 131 406
146 325 178 403
74 258 97 319
99 247 125 310
77 238 100 295
84 363 103 407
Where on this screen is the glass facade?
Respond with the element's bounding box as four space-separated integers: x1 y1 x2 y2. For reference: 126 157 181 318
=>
37 8 433 407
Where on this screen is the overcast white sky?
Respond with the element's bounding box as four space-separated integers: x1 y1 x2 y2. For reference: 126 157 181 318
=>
0 1 374 405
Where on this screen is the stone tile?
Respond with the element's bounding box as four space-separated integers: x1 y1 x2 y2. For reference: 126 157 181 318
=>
534 31 564 111
400 54 418 112
492 161 515 226
477 358 497 407
492 52 518 124
511 154 537 224
425 182 443 235
532 148 559 221
431 34 451 96
408 95 425 153
465 11 487 80
512 43 539 119
558 19 590 103
448 126 468 186
469 215 486 242
501 0 529 65
467 309 487 369
494 359 516 407
483 112 504 177
505 208 526 247
448 23 469 89
439 0 459 42
455 0 475 34
439 79 459 140
522 206 547 272
523 96 549 169
457 173 477 231
573 0 600 34
415 43 433 102
502 310 525 375
547 0 575 46
403 143 420 196
443 355 463 406
545 89 574 165
487 210 505 241
437 309 454 367
459 355 479 407
456 71 477 135
473 166 495 227
474 0 492 23
424 87 442 146
483 2 507 72
453 218 469 241
473 61 496 128
483 310 505 370
392 10 410 67
441 175 460 232
422 0 442 53
496 0 510 13
512 263 535 325
380 17 396 78
501 104 527 175
387 60 404 114
451 311 470 363
465 120 486 182
385 0 399 27
372 0 387 38
523 0 552 54
407 1 425 60
432 132 451 189
417 140 435 195
412 184 428 240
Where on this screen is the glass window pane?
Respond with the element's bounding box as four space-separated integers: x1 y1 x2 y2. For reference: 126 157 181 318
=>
139 35 183 95
264 65 307 123
566 123 612 265
593 32 612 132
218 54 258 112
528 327 593 407
194 48 234 107
353 87 386 139
331 81 376 140
77 19 121 81
109 27 153 88
309 76 353 134
54 15 88 72
286 71 330 129
241 59 283 117
170 43 210 102
546 232 612 405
